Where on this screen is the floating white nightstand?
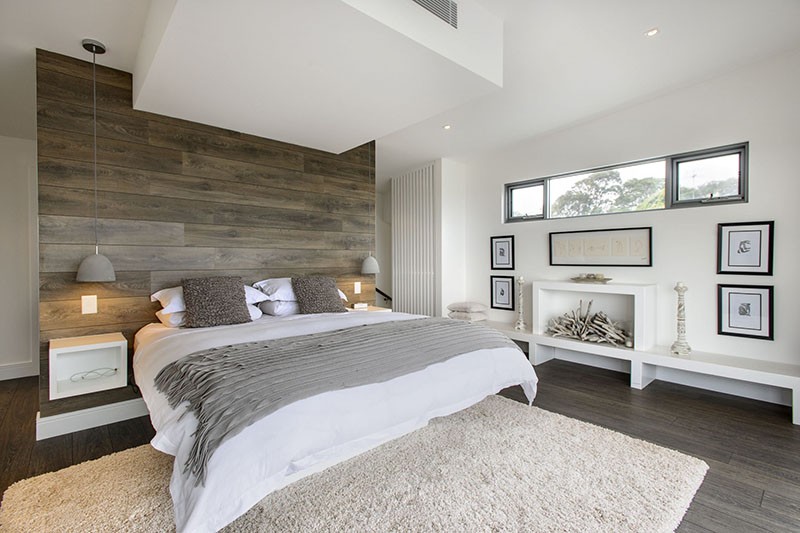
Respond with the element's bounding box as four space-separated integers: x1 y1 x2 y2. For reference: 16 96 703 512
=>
49 332 128 400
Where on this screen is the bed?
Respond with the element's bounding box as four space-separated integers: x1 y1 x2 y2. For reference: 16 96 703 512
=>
133 310 538 532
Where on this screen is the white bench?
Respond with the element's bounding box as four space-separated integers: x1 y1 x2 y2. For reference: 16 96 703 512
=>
486 321 800 425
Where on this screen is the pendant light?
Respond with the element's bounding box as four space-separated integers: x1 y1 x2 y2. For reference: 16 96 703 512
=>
361 253 380 274
76 38 115 282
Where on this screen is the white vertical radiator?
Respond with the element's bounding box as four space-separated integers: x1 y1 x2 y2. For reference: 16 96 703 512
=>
391 164 437 316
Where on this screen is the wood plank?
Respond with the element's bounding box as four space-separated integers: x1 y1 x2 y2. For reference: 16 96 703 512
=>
211 202 344 232
304 153 373 183
183 224 374 250
38 157 150 194
39 297 159 331
38 128 183 174
36 67 132 115
304 191 374 216
38 321 154 346
71 426 113 464
341 215 375 234
39 271 152 302
36 49 131 90
761 491 800 525
321 174 376 201
39 215 185 246
212 248 364 271
148 173 308 211
40 243 217 273
107 417 155 453
148 120 304 171
37 98 149 145
27 434 73 478
0 377 37 494
39 385 140 418
182 152 318 191
39 185 216 225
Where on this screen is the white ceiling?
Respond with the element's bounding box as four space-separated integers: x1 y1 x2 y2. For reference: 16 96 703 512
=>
2 0 800 182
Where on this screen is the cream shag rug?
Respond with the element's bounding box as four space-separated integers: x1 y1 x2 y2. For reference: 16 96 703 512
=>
0 396 707 532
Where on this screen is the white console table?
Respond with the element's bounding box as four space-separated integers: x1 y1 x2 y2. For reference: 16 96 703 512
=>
486 280 800 425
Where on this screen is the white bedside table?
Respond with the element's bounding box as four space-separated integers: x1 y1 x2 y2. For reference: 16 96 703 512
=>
49 332 128 400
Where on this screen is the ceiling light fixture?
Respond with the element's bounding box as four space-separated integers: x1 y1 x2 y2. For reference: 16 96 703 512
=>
76 38 116 283
442 124 452 130
644 27 659 37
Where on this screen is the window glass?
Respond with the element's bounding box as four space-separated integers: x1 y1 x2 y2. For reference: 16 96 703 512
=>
509 182 544 218
676 153 741 202
549 161 665 218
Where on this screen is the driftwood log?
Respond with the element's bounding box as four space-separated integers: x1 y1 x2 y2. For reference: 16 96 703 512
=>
545 299 629 347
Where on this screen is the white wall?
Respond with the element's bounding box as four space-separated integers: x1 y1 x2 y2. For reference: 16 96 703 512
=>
436 159 467 317
0 135 38 379
461 47 800 367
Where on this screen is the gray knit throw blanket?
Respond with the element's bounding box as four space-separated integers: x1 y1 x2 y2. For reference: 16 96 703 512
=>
154 317 520 484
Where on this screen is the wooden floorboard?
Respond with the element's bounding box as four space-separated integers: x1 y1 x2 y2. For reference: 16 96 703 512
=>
1 358 799 532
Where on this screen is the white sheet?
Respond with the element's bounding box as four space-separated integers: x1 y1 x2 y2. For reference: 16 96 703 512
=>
133 312 538 532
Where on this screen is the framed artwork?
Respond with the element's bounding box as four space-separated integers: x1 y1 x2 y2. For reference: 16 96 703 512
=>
549 227 652 267
491 235 515 270
717 221 773 275
490 276 515 311
717 284 773 340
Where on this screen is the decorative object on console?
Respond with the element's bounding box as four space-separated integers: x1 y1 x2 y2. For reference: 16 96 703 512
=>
717 221 774 275
718 284 774 340
76 39 115 283
515 276 527 331
550 227 652 267
670 282 691 356
490 276 515 311
570 273 612 284
361 253 380 274
490 235 515 270
447 302 488 322
545 300 629 347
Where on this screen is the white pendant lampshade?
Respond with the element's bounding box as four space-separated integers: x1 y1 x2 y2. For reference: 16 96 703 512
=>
361 253 380 274
76 38 115 283
77 246 116 282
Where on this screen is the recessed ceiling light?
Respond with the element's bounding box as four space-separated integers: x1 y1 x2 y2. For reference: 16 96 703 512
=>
442 124 452 130
644 27 659 37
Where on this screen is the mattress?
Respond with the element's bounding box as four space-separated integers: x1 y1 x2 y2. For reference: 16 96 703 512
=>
133 311 538 532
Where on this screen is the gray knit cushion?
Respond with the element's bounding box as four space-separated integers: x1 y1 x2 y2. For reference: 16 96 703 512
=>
291 276 347 314
182 276 251 328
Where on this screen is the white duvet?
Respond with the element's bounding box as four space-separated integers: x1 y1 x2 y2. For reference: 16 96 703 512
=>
133 312 538 532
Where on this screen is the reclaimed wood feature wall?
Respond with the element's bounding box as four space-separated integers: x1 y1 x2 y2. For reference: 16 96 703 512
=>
36 50 376 416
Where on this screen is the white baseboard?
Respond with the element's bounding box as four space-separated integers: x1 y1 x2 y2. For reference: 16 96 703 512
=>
36 398 149 440
0 360 38 381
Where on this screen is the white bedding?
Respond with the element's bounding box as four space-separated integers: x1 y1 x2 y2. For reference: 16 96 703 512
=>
133 312 538 532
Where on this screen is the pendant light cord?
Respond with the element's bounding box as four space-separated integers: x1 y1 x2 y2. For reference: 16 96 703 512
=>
92 50 99 254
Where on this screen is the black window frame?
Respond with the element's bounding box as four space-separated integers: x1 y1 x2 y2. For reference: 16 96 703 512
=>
504 142 748 223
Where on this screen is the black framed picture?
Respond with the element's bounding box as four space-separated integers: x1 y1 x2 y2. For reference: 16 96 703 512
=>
549 227 652 267
491 235 515 270
717 221 774 275
717 284 773 340
490 276 515 311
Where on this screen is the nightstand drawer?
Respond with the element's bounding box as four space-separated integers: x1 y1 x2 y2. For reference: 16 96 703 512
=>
49 333 128 400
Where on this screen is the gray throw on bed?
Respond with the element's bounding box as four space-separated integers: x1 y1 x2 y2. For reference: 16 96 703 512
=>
154 317 521 484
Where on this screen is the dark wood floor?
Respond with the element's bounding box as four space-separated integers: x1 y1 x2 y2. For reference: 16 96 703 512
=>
1 360 799 531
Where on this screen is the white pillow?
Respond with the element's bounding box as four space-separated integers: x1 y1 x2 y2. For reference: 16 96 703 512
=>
152 284 266 314
151 287 185 314
247 303 263 321
258 300 300 316
448 311 488 322
253 278 348 302
156 309 186 328
447 301 489 313
244 285 269 305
